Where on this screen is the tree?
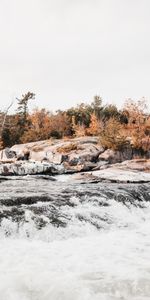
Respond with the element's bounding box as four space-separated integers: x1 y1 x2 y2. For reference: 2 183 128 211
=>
21 108 51 143
123 98 147 126
99 117 128 151
49 111 70 138
0 101 14 148
67 103 92 128
0 101 14 134
122 98 149 151
15 92 35 143
21 109 71 142
17 92 35 125
91 95 103 118
71 116 86 137
101 104 120 122
87 113 103 136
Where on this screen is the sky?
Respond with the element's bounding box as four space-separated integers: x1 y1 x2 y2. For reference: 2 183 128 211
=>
0 0 150 113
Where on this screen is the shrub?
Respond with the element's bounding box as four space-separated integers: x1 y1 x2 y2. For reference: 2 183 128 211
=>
99 118 128 151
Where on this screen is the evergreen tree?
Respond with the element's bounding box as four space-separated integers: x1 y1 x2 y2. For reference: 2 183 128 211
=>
17 92 35 126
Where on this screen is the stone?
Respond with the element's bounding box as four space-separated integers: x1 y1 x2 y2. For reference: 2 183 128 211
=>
0 148 16 161
10 137 103 166
98 147 132 164
0 161 65 176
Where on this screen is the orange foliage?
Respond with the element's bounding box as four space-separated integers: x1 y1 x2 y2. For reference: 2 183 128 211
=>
71 116 86 137
122 99 149 150
87 113 102 136
21 109 51 143
21 109 70 143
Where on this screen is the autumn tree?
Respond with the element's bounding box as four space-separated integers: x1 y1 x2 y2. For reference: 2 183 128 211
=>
20 108 51 143
20 109 71 143
99 117 128 151
71 116 86 137
123 98 147 126
87 113 103 136
0 93 149 155
122 98 149 151
49 111 70 138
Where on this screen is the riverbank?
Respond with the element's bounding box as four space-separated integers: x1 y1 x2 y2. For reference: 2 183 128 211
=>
0 136 150 183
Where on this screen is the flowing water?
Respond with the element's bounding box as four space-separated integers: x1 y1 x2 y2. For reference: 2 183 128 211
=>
0 175 150 300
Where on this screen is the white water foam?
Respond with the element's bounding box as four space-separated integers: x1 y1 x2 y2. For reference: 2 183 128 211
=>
0 197 150 299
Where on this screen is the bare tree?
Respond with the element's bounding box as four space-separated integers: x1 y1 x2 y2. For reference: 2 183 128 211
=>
0 100 14 136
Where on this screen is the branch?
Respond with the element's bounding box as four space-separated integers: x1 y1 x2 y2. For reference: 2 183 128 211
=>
1 100 14 132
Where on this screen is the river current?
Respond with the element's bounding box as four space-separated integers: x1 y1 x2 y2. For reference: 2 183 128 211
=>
0 175 150 300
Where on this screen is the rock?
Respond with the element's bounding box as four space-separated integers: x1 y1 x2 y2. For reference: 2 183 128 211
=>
0 161 65 176
65 143 103 166
62 161 97 173
0 148 16 161
90 168 150 183
71 136 99 144
29 150 47 162
2 137 147 179
80 162 97 171
98 149 114 163
60 166 150 184
30 150 63 164
11 138 103 167
93 160 109 170
98 147 132 164
48 152 62 164
114 159 150 172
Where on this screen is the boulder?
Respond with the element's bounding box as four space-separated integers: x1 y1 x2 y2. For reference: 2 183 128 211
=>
0 161 65 176
98 147 132 164
62 161 97 173
10 138 104 168
0 148 16 161
65 143 103 165
93 160 109 170
90 168 150 183
63 166 150 183
114 159 150 172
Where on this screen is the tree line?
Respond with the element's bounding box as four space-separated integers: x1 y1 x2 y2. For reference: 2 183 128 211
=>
0 93 150 154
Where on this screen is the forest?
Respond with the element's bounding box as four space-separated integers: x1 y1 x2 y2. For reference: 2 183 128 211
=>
0 92 150 154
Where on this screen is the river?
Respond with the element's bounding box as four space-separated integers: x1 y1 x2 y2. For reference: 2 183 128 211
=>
0 175 150 300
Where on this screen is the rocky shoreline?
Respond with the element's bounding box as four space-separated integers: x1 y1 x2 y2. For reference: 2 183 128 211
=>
0 136 150 183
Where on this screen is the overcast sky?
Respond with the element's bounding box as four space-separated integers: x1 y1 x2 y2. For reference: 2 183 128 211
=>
0 0 150 112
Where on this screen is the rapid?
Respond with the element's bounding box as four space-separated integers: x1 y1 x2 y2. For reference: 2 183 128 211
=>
0 175 150 300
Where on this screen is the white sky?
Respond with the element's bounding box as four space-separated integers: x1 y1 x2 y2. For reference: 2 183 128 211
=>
0 0 150 112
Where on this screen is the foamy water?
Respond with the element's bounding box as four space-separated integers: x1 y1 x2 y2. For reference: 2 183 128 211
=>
0 178 150 300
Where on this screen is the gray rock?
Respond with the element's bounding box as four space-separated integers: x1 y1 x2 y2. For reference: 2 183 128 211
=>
93 160 109 170
98 147 132 164
0 148 16 161
0 161 65 176
10 138 103 166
